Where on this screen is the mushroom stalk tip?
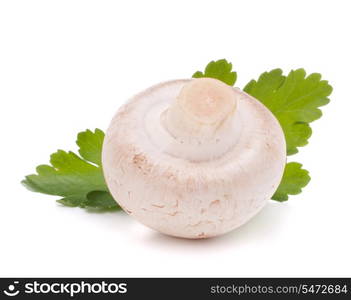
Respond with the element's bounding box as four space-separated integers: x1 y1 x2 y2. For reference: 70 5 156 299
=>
163 77 238 143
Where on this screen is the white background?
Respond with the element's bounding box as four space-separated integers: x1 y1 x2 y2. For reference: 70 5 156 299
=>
0 0 350 277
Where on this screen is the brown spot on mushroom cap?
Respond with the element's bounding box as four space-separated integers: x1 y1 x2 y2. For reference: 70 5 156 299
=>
132 153 152 175
209 199 221 214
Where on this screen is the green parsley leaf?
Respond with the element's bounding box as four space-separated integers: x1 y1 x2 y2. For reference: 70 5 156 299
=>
192 59 237 86
272 162 311 202
244 68 332 155
244 68 331 200
77 128 105 166
56 191 117 210
84 191 118 209
22 129 120 210
193 61 332 201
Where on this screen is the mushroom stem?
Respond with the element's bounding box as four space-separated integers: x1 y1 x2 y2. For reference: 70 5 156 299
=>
161 78 240 160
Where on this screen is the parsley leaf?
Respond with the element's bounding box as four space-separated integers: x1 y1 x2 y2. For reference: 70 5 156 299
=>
192 61 331 201
243 68 331 200
56 191 117 209
244 68 332 155
272 162 311 202
84 191 118 209
193 59 237 86
22 129 120 210
77 128 105 166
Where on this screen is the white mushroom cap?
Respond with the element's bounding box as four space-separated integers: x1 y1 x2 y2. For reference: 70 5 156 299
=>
102 78 286 239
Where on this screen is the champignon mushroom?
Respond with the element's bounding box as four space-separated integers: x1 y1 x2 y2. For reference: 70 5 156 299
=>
102 78 286 239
